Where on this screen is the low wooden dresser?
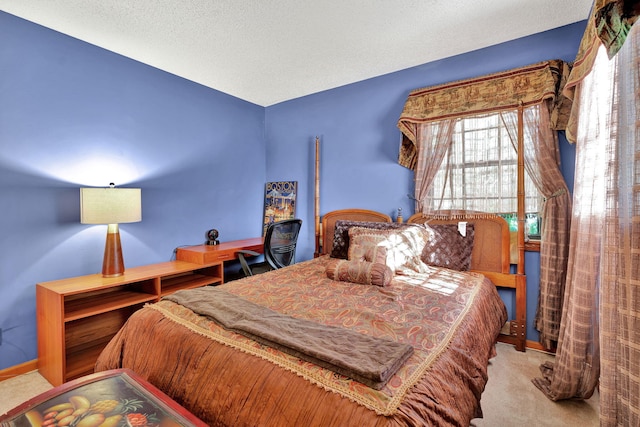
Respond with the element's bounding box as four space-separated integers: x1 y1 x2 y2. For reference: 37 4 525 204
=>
36 260 223 387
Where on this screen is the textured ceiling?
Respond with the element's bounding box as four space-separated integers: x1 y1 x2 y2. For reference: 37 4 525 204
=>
0 0 592 106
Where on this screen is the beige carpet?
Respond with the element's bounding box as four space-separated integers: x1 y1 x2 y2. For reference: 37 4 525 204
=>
0 370 53 415
472 343 599 426
0 343 599 425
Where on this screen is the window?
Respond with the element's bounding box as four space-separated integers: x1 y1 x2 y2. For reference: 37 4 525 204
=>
427 112 543 239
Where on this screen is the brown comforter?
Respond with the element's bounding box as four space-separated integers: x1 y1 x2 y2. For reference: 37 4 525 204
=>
95 256 507 426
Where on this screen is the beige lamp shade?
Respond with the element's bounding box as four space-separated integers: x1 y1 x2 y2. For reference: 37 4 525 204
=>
80 187 142 224
80 186 141 277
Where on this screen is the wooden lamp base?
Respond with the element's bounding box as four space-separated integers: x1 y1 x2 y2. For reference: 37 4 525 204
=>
102 224 125 277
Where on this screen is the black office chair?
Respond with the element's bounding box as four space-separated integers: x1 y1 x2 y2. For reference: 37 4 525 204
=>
237 218 303 277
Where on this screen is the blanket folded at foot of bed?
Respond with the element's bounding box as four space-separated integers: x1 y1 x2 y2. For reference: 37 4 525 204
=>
164 287 413 390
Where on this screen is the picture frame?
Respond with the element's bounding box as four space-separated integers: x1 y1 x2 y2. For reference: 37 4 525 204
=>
263 181 297 235
0 369 206 427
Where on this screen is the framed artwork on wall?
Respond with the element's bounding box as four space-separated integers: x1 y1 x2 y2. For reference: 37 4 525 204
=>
263 181 297 235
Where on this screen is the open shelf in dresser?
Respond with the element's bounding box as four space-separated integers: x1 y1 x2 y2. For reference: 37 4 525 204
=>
37 260 223 386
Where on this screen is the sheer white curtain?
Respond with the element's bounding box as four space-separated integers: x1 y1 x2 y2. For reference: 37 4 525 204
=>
533 22 640 423
413 120 456 213
417 113 544 217
599 22 640 425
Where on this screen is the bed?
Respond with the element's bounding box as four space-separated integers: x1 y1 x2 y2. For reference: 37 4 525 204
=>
95 207 518 426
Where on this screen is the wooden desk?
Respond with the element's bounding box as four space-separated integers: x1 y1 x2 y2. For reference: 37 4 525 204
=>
175 237 264 265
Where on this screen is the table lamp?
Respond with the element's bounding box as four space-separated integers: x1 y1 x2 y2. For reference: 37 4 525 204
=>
80 184 142 277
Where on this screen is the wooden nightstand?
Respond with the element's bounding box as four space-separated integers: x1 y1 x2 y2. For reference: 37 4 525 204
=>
37 261 223 387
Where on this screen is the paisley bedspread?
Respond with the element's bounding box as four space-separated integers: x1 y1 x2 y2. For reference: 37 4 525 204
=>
96 256 507 426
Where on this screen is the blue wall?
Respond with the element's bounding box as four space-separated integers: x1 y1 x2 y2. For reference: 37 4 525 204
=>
0 12 265 369
0 9 584 370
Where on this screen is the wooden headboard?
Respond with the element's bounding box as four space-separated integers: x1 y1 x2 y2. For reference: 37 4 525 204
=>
318 208 510 274
407 212 511 274
320 209 392 255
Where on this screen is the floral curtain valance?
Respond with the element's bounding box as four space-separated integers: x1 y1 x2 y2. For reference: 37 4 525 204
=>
563 0 638 143
397 60 571 170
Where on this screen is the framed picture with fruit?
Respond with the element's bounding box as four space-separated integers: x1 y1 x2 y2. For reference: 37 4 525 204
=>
0 369 206 427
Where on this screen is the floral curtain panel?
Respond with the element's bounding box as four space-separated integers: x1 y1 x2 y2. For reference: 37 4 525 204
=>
532 45 613 401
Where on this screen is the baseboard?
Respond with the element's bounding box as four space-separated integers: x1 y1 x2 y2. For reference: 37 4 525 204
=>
498 337 556 354
0 359 38 382
526 340 556 354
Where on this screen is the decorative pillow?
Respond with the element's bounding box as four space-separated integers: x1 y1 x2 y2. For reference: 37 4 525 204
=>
347 226 431 274
421 224 475 271
325 259 393 287
330 220 421 259
347 234 389 266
